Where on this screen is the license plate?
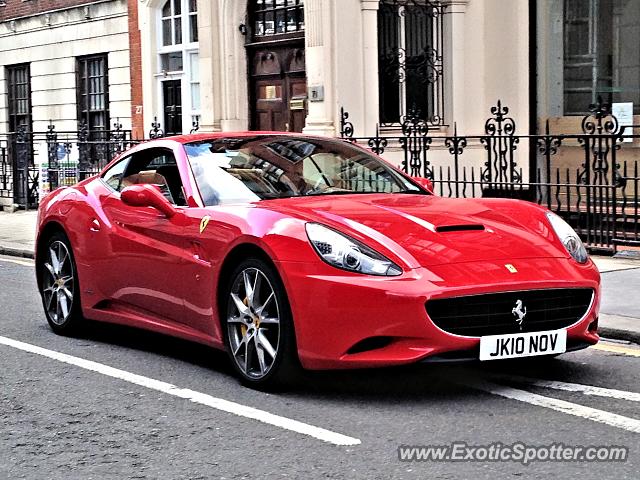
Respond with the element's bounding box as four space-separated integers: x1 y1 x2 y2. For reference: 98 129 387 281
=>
479 329 567 361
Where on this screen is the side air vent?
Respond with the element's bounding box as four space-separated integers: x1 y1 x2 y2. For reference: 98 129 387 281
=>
436 224 485 233
346 336 393 354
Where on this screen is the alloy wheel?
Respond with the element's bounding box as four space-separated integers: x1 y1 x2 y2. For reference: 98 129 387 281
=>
41 240 75 326
227 267 281 379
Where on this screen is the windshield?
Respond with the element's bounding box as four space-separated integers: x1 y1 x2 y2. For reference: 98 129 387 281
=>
184 135 422 205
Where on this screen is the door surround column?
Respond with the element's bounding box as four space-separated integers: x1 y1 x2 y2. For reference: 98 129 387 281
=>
302 0 336 137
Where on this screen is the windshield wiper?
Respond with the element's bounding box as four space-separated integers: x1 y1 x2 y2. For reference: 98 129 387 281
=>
306 189 426 196
305 190 375 196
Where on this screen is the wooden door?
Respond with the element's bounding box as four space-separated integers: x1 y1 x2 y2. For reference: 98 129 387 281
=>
250 46 307 132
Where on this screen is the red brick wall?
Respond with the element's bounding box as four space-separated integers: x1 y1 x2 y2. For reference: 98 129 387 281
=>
127 0 144 139
0 0 96 21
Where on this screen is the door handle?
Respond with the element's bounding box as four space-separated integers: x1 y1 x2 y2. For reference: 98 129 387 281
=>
190 241 209 263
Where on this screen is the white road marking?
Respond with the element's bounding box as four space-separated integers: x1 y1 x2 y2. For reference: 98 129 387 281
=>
0 256 34 267
460 378 640 434
0 335 361 446
489 374 640 403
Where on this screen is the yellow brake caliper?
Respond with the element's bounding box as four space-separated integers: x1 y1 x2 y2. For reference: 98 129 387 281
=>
241 297 249 337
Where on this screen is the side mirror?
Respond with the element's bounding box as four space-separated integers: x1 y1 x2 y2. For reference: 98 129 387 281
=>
413 176 434 194
121 184 179 218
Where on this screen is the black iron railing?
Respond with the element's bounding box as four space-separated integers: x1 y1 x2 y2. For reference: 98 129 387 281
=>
340 98 640 253
1 122 139 208
1 104 637 253
0 117 201 209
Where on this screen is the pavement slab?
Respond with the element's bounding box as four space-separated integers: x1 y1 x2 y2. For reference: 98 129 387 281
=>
0 211 37 258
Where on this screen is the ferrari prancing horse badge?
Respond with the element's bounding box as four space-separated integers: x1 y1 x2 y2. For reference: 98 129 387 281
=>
200 215 211 234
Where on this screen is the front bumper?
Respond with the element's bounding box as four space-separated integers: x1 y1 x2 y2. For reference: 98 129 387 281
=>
277 256 600 370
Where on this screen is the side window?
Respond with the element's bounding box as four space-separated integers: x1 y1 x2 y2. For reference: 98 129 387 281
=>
102 158 130 191
120 148 187 206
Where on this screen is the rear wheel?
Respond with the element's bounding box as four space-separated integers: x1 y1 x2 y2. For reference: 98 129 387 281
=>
223 258 299 389
38 232 83 335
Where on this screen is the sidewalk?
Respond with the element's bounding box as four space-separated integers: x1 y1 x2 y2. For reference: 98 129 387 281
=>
0 210 639 344
0 210 36 258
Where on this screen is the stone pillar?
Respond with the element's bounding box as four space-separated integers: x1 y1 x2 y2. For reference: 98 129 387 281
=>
197 0 222 132
219 0 249 131
361 0 379 136
447 0 469 134
302 0 336 137
138 0 160 137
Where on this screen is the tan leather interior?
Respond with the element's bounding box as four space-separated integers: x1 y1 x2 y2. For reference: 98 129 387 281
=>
121 170 169 189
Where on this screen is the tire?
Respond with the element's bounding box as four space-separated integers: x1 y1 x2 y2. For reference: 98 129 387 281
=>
38 231 83 335
222 258 300 390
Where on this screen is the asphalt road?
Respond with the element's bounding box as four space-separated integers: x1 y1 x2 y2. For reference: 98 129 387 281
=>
1 255 639 479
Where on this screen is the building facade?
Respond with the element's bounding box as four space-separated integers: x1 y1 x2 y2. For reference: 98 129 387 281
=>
0 0 143 207
137 0 532 140
0 0 140 135
2 0 640 212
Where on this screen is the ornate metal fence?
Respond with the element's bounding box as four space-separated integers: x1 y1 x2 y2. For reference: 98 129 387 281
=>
340 99 640 253
0 123 139 209
2 105 637 253
0 117 200 209
0 128 40 208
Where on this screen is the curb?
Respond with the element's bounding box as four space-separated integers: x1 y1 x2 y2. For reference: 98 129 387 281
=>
599 326 640 345
0 245 35 259
613 250 640 260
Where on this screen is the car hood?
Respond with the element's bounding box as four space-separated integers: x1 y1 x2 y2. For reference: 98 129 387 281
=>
262 194 565 268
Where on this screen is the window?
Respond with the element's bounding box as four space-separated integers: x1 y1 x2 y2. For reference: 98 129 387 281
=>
188 0 198 42
76 55 109 133
563 0 640 115
102 158 130 191
160 0 197 51
189 52 201 127
378 0 446 125
114 148 187 205
251 0 305 38
162 0 182 46
6 64 32 132
184 136 421 206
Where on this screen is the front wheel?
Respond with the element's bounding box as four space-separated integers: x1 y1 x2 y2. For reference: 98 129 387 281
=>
223 258 299 389
38 232 83 335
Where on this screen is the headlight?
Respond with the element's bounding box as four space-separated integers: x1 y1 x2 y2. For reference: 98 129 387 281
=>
305 223 402 276
546 212 588 263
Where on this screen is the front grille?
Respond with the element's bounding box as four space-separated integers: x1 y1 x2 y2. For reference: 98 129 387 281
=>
426 288 594 337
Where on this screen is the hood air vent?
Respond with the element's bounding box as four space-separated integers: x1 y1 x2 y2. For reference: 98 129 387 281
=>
436 224 485 233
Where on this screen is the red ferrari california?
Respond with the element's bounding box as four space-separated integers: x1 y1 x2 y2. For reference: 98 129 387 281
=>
36 133 600 387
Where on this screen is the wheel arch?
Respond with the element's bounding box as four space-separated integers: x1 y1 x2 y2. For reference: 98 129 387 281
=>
216 242 283 317
215 242 299 350
35 221 68 289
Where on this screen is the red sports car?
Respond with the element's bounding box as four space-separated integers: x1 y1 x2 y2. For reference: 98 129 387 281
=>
36 133 600 388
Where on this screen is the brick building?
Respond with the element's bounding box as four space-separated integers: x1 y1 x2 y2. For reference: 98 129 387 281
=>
0 0 143 137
